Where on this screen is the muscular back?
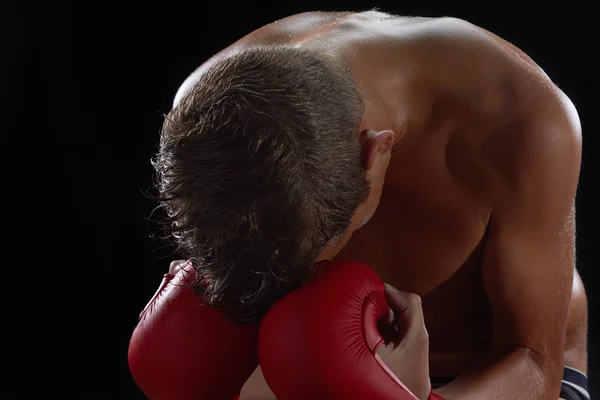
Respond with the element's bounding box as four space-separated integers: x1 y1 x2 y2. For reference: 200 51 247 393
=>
177 11 584 377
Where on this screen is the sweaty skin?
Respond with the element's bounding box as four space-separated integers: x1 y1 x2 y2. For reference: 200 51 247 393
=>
176 11 586 400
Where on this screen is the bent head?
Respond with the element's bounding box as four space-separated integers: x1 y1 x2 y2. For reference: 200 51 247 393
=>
153 46 394 321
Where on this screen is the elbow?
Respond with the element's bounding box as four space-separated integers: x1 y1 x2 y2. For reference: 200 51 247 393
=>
520 346 564 396
492 344 563 381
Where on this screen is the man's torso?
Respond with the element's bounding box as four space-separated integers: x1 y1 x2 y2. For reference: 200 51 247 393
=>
180 11 584 377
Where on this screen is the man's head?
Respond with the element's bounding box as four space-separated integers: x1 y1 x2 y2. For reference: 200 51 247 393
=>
152 45 394 321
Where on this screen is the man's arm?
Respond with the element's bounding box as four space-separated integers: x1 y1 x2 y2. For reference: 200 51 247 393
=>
239 366 277 400
434 89 582 399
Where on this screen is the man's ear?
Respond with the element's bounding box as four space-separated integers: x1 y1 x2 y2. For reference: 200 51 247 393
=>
360 130 395 170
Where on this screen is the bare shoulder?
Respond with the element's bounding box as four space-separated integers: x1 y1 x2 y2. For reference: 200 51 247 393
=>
422 18 582 136
416 18 583 194
420 17 546 73
480 81 581 208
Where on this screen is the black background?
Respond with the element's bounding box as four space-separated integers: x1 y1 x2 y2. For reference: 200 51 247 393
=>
14 0 598 397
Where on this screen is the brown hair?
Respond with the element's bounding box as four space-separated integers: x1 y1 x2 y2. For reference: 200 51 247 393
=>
152 46 369 322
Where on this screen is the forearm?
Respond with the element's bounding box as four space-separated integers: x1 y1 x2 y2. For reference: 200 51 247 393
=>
433 347 561 400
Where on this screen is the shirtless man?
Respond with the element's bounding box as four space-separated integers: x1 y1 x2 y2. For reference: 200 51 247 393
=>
159 10 588 400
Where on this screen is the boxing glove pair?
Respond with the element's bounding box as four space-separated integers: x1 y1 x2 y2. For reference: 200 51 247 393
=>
128 259 443 399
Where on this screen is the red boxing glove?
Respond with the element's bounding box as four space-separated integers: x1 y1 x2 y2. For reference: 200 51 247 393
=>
259 259 442 400
128 262 259 400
